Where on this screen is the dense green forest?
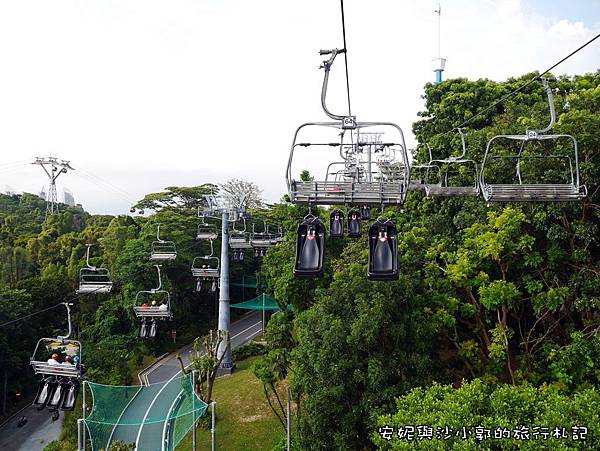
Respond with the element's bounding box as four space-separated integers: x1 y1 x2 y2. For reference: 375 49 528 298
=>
1 71 600 450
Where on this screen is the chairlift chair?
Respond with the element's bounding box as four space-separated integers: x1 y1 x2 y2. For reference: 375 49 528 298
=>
480 77 587 202
196 223 218 241
368 217 399 280
286 48 410 207
191 256 220 279
192 256 220 292
150 223 177 261
229 218 252 250
294 215 326 277
133 265 172 322
408 144 441 192
251 222 272 257
31 303 82 411
424 130 480 197
76 244 113 294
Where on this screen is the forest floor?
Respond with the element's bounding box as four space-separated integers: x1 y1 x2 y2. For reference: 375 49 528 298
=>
176 357 287 451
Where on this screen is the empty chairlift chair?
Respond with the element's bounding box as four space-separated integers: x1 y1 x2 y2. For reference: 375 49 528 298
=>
408 144 441 192
76 244 113 294
424 129 480 197
251 222 272 258
329 209 344 238
480 77 587 202
368 218 398 280
31 303 82 412
133 265 172 339
294 215 326 277
150 223 177 261
196 223 218 241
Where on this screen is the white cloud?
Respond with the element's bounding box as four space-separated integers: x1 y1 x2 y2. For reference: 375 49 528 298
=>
0 0 598 214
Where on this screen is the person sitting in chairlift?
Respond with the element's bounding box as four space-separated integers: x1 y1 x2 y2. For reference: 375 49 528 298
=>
158 303 168 311
62 355 74 366
47 353 61 365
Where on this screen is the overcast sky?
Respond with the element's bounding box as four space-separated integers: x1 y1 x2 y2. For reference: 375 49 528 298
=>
0 0 599 214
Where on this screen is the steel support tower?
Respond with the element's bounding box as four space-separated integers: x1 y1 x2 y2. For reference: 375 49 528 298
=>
32 157 74 217
201 194 248 372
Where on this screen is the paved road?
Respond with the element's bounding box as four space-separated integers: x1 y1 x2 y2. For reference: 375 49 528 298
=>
109 311 263 451
0 404 64 451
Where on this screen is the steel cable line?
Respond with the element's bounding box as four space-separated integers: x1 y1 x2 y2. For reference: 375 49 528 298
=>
447 30 600 134
340 0 352 116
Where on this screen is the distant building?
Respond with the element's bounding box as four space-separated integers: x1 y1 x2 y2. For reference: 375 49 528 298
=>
63 188 75 206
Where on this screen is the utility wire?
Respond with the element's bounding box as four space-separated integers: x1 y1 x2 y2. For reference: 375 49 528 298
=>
450 30 600 133
340 0 352 116
0 302 65 328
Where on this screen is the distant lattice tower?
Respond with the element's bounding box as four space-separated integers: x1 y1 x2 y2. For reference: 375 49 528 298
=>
32 157 75 217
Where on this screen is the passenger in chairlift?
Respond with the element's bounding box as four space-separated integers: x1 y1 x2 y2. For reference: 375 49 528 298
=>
62 356 74 366
47 354 61 366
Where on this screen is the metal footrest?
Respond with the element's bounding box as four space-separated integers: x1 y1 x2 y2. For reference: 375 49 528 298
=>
291 181 406 205
191 268 219 278
425 185 480 197
150 252 177 261
76 283 113 294
482 184 586 202
31 361 80 378
133 307 171 318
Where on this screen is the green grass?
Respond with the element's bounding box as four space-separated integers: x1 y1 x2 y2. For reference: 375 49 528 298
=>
176 357 285 451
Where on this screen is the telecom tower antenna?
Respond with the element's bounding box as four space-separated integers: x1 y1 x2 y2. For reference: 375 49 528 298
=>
433 3 446 83
32 157 74 217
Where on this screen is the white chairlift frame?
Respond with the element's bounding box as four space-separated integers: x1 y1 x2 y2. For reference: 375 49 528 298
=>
76 244 113 294
229 217 253 249
286 48 410 207
150 223 177 261
480 77 586 202
408 144 441 192
30 303 82 379
424 129 480 197
133 265 172 319
250 221 273 248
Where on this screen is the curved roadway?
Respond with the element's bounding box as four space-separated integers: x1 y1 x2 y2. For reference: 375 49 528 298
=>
108 311 262 450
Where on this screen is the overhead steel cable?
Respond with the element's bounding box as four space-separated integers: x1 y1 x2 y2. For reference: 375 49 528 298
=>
449 30 600 133
0 302 65 328
340 0 352 116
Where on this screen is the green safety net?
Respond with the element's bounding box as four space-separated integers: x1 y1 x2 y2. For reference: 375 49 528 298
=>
231 293 292 311
84 373 207 451
230 275 262 288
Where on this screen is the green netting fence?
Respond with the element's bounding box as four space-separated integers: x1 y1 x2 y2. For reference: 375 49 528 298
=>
231 293 292 311
83 373 207 451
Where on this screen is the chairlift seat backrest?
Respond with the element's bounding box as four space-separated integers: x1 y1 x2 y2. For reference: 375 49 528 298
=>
77 268 113 294
150 241 177 261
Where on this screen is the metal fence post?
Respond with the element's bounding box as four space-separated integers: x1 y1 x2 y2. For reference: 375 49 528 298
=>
211 401 216 451
287 387 291 451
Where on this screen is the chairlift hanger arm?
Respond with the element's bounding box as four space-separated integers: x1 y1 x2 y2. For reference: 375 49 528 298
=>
531 77 557 135
319 48 349 121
